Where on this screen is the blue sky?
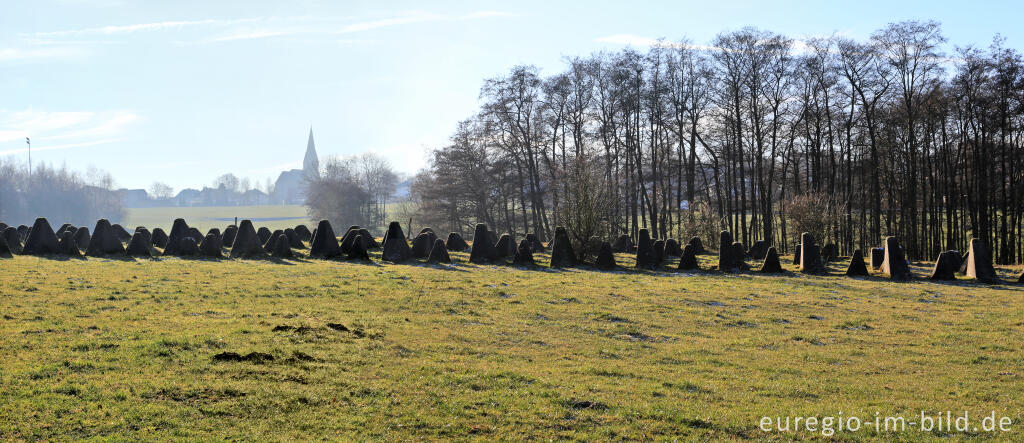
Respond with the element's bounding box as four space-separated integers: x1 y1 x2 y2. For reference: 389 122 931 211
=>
1 0 1020 192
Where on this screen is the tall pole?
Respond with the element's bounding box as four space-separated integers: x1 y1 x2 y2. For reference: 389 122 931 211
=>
26 137 31 181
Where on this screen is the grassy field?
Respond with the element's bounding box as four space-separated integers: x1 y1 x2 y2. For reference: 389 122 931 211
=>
1 245 1023 440
122 205 309 232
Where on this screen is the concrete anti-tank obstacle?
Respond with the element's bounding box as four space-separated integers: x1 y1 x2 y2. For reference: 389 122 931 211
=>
688 236 705 254
347 234 371 261
0 232 11 258
929 250 962 281
593 241 616 270
22 218 60 255
635 229 656 269
799 233 826 274
549 226 577 268
469 223 497 264
381 221 412 263
664 238 682 257
294 225 312 242
717 231 746 272
759 247 783 273
3 227 23 254
446 232 469 251
870 247 885 269
881 236 912 281
270 235 293 258
125 229 154 257
229 220 267 258
845 250 869 277
150 228 167 249
58 231 82 257
965 238 1000 284
678 243 700 271
511 239 534 266
426 238 451 264
86 219 125 257
309 220 340 258
163 219 192 256
199 233 223 258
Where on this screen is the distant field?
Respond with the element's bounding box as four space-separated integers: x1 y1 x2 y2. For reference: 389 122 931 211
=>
1 246 1023 440
123 205 310 232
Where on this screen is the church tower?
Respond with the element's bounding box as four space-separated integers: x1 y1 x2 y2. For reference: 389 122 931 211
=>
303 127 320 180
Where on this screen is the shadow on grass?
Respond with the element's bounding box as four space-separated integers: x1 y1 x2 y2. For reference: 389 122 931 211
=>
22 253 89 261
19 248 1023 288
923 277 1017 288
409 261 471 272
341 258 383 267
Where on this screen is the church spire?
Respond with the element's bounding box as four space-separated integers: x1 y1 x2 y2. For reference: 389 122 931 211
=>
303 127 320 179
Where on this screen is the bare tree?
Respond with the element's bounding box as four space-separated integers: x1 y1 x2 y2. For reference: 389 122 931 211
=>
355 153 400 228
305 157 372 229
409 22 1024 265
213 173 240 192
556 153 612 261
149 182 175 199
872 20 946 257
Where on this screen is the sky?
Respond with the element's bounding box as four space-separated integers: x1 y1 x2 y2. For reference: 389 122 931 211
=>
1 0 1021 192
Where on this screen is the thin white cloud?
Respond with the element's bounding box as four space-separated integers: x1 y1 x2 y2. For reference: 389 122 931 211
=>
0 110 139 155
0 46 92 62
336 10 516 34
190 11 516 44
29 19 256 38
43 112 140 141
0 110 95 140
211 29 299 42
16 11 517 49
460 11 519 20
0 110 139 142
8 19 256 62
0 139 118 156
337 12 441 34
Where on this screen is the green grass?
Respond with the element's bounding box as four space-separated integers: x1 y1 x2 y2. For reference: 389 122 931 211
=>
1 246 1023 440
122 205 308 232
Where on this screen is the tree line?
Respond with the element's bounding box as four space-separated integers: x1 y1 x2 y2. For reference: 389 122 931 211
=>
0 159 124 227
410 20 1024 264
305 152 401 231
